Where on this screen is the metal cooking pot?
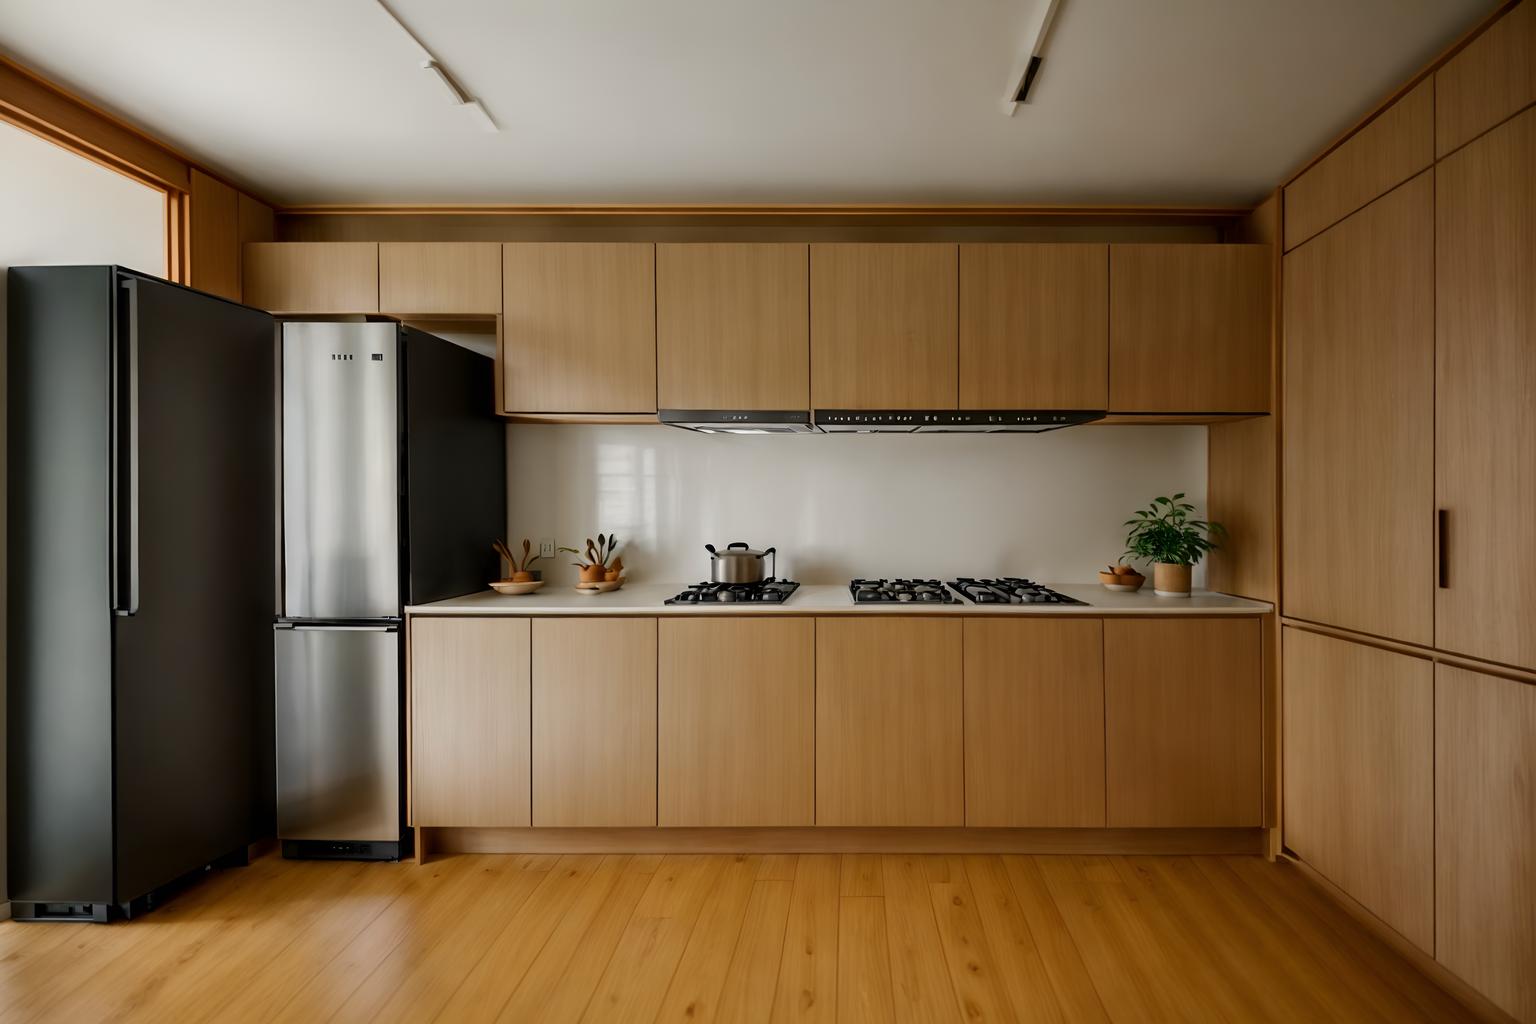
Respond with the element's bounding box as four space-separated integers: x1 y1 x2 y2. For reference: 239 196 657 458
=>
706 542 777 584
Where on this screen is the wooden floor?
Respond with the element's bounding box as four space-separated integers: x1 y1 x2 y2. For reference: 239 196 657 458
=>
0 851 1481 1023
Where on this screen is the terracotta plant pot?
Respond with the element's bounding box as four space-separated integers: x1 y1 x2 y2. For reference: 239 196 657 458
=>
578 564 607 584
1153 562 1192 597
511 570 535 583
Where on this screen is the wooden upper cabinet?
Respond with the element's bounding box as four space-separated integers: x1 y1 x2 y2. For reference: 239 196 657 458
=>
810 243 958 409
1435 108 1536 672
1282 628 1434 953
1283 174 1434 645
658 618 814 827
1435 0 1536 157
656 243 809 411
1284 80 1434 250
959 244 1108 410
1108 244 1271 414
815 617 963 826
380 242 500 316
410 617 531 828
243 242 379 314
502 243 657 414
1435 663 1536 1023
531 618 657 827
188 169 240 302
963 618 1105 827
1104 617 1261 827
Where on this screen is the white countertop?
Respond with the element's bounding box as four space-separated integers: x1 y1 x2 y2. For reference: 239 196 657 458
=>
407 582 1272 617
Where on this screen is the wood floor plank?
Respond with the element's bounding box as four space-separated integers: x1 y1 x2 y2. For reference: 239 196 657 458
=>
962 856 1074 1024
929 877 1020 1023
581 855 728 1023
1223 856 1479 1023
770 854 841 1023
837 898 897 1024
997 857 1110 1024
758 855 799 881
498 857 657 1024
427 855 603 1021
880 855 962 1023
655 855 762 1022
716 880 795 1024
839 854 884 898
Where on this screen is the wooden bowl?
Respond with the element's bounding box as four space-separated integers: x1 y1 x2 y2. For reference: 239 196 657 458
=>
575 578 625 594
1098 570 1146 592
490 579 545 595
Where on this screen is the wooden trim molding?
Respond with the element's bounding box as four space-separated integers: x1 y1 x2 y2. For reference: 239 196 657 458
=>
279 202 1251 220
1280 616 1536 687
419 826 1266 858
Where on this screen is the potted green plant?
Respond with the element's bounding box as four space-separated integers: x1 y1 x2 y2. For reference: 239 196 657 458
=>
1122 494 1225 597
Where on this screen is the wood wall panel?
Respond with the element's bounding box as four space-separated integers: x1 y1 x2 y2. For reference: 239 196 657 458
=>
1435 0 1536 157
656 243 810 410
1284 80 1434 249
958 243 1108 409
658 618 814 826
1282 173 1435 644
1282 627 1434 953
1434 107 1536 672
410 617 531 827
1435 663 1536 1023
242 241 379 314
1207 415 1277 602
188 168 240 301
963 618 1106 827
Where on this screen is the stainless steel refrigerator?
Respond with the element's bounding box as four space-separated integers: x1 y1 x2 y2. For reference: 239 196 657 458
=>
275 321 503 859
7 267 275 920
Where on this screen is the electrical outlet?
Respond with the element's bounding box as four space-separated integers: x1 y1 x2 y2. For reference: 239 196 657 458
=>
539 539 555 559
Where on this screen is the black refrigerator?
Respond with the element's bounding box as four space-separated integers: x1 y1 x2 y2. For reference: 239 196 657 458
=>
7 266 276 920
275 322 503 861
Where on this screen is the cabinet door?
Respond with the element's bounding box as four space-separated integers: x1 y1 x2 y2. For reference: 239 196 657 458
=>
810 243 958 409
1436 664 1536 1023
658 618 813 826
502 243 656 414
189 168 240 301
531 618 657 826
1436 109 1536 671
959 244 1108 410
657 243 809 411
1434 0 1536 158
963 618 1105 827
380 242 501 316
243 242 379 314
1283 174 1434 645
815 618 962 826
1283 627 1433 952
1104 618 1261 827
1108 244 1270 413
410 617 531 827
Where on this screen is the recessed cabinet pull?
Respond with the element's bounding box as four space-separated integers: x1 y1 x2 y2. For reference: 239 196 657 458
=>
1437 509 1450 589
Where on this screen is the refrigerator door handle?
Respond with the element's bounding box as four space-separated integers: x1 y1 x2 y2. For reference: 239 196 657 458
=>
112 275 140 617
283 624 398 633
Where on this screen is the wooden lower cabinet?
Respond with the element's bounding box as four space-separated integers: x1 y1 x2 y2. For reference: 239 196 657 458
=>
963 618 1106 827
815 618 964 826
532 618 658 827
1436 664 1536 1022
1282 627 1434 952
410 617 531 827
1104 618 1261 827
658 618 814 826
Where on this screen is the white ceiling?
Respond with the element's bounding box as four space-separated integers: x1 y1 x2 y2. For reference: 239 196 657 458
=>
0 0 1487 207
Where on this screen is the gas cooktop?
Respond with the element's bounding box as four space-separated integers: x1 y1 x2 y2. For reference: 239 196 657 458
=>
849 579 959 604
665 579 800 604
948 578 1088 605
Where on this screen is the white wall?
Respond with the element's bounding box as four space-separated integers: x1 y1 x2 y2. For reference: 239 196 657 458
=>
508 424 1208 587
0 121 167 907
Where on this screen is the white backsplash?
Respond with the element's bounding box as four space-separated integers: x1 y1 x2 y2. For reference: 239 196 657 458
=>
506 424 1209 586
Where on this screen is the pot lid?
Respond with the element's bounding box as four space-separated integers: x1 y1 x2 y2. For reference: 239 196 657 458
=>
707 542 772 557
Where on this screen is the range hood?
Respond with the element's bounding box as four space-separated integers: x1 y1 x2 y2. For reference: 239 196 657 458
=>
814 410 1105 433
659 410 818 434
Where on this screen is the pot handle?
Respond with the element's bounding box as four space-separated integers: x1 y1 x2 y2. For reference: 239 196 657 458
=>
705 543 717 555
764 546 777 579
726 542 750 550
